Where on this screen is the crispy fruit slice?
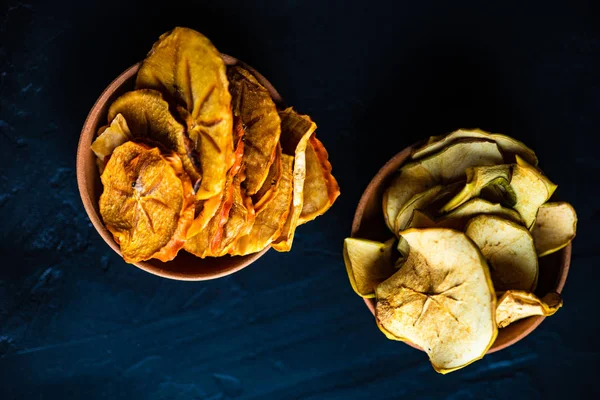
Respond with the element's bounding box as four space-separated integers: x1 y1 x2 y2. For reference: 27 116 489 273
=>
466 215 538 291
511 155 557 228
437 198 522 230
412 128 538 166
228 66 281 195
136 27 233 199
343 238 396 298
91 114 132 171
298 137 340 224
229 155 294 255
215 175 256 256
531 202 577 257
184 126 245 257
440 165 514 212
394 185 444 233
253 144 282 213
496 291 562 328
376 228 497 374
99 142 194 263
272 108 317 252
383 140 504 230
107 89 202 186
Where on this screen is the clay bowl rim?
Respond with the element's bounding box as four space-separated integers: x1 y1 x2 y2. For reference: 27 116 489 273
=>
76 54 281 281
352 142 571 354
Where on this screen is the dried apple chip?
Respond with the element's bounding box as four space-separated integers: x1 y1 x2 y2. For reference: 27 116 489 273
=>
531 202 577 257
99 142 194 263
229 155 294 256
376 228 497 374
394 185 444 233
136 27 233 199
91 113 132 172
107 89 202 186
440 165 514 213
228 65 281 195
344 237 396 298
272 108 316 252
429 198 522 231
412 128 538 166
511 155 557 228
496 291 562 328
384 139 504 231
298 137 340 224
466 215 538 292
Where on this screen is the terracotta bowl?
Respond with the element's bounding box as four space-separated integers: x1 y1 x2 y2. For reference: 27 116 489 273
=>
76 55 281 281
352 143 571 353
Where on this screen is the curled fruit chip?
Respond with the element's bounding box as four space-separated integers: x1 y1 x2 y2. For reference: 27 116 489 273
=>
228 65 281 195
376 228 497 374
229 155 295 256
99 142 195 263
440 165 514 213
531 202 577 257
298 137 340 224
136 27 233 199
91 114 132 171
496 290 562 328
107 89 202 186
394 185 444 233
412 128 538 166
343 237 396 298
272 108 316 252
511 155 557 228
253 144 282 213
466 215 538 292
383 139 504 231
184 125 245 257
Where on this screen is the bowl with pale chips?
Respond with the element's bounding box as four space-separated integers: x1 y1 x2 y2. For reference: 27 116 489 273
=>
345 130 574 373
77 27 339 280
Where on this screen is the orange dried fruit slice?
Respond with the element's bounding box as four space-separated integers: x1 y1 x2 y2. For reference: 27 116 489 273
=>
229 154 294 256
136 27 233 200
107 89 202 186
298 136 340 224
91 113 132 173
228 65 281 195
272 108 317 252
99 141 194 263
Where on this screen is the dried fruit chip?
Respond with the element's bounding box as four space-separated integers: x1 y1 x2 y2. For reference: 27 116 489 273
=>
412 128 538 166
298 137 340 224
253 144 282 213
272 108 316 252
424 198 522 231
376 228 496 374
99 142 194 263
466 215 538 292
496 290 562 328
228 65 281 195
394 185 444 233
184 126 245 257
107 89 202 186
229 155 295 255
440 165 514 213
344 237 396 298
136 27 233 199
511 155 557 228
531 202 577 257
384 139 504 230
91 114 132 172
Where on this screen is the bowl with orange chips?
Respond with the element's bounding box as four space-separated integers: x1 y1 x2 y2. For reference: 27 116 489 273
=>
77 27 339 280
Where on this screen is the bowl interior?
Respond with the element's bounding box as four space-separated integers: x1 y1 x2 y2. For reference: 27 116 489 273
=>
76 56 281 280
352 144 571 353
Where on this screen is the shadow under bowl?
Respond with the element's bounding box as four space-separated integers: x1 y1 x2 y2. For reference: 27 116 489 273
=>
352 143 571 353
76 55 281 280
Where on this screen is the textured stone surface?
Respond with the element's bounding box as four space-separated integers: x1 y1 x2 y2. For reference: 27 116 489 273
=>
1 0 599 398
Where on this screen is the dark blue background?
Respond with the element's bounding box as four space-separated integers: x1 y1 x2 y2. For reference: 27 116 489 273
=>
1 0 599 398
